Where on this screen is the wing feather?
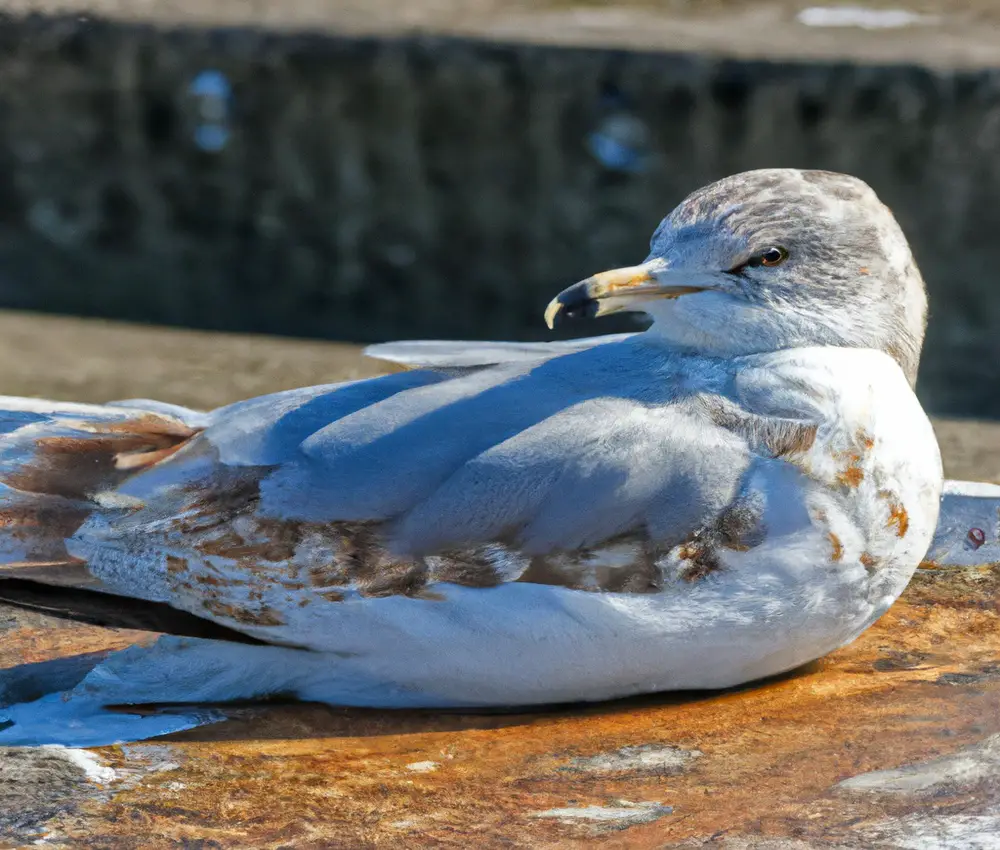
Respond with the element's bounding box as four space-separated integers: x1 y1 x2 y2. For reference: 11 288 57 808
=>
363 334 637 370
259 339 688 522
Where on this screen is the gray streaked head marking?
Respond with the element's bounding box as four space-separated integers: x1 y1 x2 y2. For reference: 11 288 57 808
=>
643 169 927 385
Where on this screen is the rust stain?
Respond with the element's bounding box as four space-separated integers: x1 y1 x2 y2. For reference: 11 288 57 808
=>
3 562 996 849
888 504 910 538
879 489 910 538
858 266 870 275
859 552 878 572
828 532 844 562
0 623 152 668
836 454 865 488
832 427 875 489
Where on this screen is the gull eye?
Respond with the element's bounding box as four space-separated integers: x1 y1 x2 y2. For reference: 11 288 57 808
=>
726 246 790 276
760 246 788 267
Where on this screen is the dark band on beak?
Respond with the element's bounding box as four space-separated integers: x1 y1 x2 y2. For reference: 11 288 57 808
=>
545 280 600 328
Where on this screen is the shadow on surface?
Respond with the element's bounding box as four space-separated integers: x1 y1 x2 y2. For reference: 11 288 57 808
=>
139 660 827 743
0 649 824 743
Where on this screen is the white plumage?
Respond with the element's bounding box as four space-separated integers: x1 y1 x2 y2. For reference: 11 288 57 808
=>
0 168 976 746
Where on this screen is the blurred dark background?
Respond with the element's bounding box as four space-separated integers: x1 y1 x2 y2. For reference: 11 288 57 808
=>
0 1 998 415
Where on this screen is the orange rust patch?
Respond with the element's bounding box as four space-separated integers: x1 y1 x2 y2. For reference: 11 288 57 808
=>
858 266 870 275
890 506 909 538
833 428 874 489
828 532 844 562
836 455 865 488
879 490 910 538
859 552 878 572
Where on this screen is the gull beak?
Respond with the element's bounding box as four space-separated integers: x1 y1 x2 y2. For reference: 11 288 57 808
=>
544 260 705 330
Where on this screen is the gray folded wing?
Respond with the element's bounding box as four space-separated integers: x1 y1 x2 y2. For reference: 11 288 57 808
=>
232 338 750 553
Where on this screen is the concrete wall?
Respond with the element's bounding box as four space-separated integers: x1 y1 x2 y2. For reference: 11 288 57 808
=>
0 15 999 415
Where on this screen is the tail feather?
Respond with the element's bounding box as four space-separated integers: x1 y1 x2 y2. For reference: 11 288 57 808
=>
0 397 198 581
0 397 295 642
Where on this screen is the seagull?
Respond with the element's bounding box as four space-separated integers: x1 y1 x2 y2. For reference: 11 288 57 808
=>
0 168 974 746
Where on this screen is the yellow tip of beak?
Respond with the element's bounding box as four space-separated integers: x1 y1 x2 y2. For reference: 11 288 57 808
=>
543 299 563 331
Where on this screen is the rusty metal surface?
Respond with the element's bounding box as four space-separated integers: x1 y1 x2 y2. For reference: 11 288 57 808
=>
0 564 998 848
0 311 998 848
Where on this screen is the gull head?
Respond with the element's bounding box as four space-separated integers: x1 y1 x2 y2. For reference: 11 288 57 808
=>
545 169 927 386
